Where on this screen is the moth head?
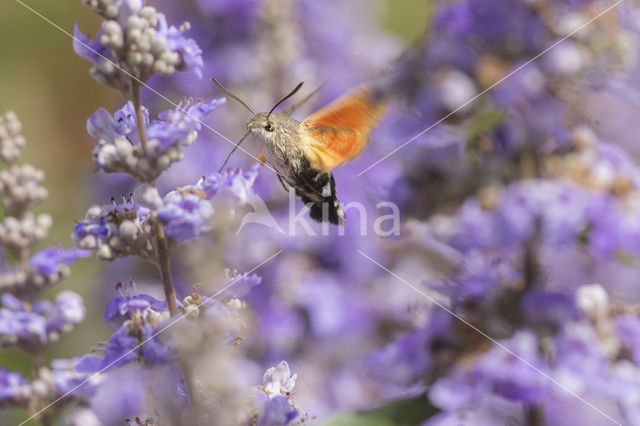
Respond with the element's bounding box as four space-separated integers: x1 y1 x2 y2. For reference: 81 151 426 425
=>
248 81 305 140
247 112 281 138
210 78 303 169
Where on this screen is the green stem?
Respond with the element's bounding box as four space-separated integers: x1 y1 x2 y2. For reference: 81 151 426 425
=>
525 405 545 426
131 80 200 411
154 222 178 317
154 222 202 410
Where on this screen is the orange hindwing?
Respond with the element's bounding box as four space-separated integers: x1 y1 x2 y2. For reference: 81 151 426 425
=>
298 85 387 172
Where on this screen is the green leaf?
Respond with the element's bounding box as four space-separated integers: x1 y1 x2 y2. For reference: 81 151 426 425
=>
322 393 439 426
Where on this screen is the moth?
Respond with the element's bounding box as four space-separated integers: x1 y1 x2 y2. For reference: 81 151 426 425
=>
211 78 387 225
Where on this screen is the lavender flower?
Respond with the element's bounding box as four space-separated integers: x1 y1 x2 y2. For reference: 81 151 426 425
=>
75 0 203 93
21 0 640 424
73 197 154 261
73 23 130 93
88 98 223 182
104 281 170 329
437 177 640 260
157 190 214 241
78 312 174 372
78 282 182 372
253 394 298 426
30 247 91 277
0 109 94 424
0 291 85 351
50 358 103 400
429 331 549 411
202 164 261 202
0 369 30 408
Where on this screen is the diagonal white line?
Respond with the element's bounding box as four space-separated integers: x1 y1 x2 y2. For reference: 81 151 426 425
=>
12 0 278 175
17 250 284 426
356 249 622 425
357 0 625 176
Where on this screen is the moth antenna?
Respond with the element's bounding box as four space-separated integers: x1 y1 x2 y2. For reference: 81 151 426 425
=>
283 80 327 116
267 81 304 119
218 129 252 173
210 78 256 115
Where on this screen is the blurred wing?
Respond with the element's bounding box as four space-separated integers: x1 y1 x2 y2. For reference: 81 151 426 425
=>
298 86 387 171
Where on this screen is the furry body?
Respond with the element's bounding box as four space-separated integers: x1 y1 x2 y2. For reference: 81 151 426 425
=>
248 112 345 224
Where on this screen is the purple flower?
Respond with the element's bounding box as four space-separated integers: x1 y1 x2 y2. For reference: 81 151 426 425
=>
154 163 259 240
73 24 129 92
430 331 549 411
86 364 147 424
552 323 612 397
0 307 46 348
73 23 114 66
77 326 140 373
73 200 153 260
433 0 546 56
157 15 204 78
78 289 175 372
366 312 455 386
1 293 25 311
0 291 85 350
75 0 204 91
254 394 298 426
146 98 225 150
220 272 262 299
157 190 214 240
140 323 176 364
51 358 102 400
440 180 631 256
87 99 223 182
521 291 578 331
30 247 91 276
104 285 168 329
197 163 260 201
46 291 86 334
497 180 590 247
0 368 29 406
365 328 431 387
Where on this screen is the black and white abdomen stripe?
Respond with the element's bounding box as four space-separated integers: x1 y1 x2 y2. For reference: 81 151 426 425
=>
288 159 345 225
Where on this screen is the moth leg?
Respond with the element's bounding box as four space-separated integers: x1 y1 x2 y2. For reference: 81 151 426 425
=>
299 173 325 199
277 174 290 192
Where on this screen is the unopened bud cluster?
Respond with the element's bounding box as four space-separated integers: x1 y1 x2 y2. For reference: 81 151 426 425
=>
76 0 203 94
0 112 89 297
0 113 53 294
0 113 47 217
0 112 26 164
0 212 51 258
94 127 196 183
0 164 48 216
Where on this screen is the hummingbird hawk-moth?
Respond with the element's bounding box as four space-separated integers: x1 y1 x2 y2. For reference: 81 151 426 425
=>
211 78 387 225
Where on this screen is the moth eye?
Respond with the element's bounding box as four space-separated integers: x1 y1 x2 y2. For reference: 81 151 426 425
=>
264 122 275 132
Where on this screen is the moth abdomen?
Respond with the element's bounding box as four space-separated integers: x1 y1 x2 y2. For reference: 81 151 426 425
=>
292 163 345 225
